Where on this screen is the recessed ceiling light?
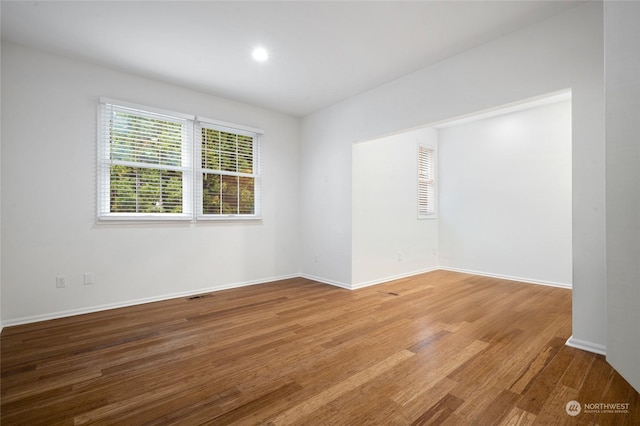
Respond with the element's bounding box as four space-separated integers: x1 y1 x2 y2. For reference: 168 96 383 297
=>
252 47 268 62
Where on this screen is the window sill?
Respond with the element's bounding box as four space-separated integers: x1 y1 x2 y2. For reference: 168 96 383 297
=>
97 214 193 225
96 214 262 224
196 215 262 222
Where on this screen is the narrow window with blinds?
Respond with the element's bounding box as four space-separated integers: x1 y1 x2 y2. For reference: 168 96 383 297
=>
98 100 194 220
196 121 261 219
418 142 435 218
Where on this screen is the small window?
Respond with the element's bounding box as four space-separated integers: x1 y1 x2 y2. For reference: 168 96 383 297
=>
196 121 261 219
418 142 435 218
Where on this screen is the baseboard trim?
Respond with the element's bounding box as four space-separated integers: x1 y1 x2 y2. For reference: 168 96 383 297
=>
438 267 572 289
1 268 573 328
1 273 299 328
565 335 607 355
351 267 440 290
299 273 352 290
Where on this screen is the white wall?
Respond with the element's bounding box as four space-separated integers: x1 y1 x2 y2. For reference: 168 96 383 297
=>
300 3 605 349
352 127 438 287
0 41 3 332
438 99 572 287
604 1 640 392
0 42 300 324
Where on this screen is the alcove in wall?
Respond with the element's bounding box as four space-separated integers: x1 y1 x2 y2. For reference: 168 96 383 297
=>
352 90 572 288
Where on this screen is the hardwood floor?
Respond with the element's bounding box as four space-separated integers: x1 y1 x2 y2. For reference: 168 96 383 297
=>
1 270 638 425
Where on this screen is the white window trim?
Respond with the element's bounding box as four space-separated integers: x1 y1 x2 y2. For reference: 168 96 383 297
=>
97 98 263 223
99 97 194 121
196 115 264 135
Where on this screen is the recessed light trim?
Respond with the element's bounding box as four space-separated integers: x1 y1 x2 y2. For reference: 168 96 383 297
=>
252 47 268 62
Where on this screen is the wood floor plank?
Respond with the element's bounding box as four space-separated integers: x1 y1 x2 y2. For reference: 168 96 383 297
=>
517 343 577 415
1 271 638 425
392 377 460 425
411 393 464 425
592 367 638 426
391 338 489 407
533 383 579 425
499 407 537 426
559 347 596 391
270 350 415 425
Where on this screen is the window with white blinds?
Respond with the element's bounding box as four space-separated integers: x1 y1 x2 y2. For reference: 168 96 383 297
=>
97 99 262 221
418 142 436 218
196 120 260 219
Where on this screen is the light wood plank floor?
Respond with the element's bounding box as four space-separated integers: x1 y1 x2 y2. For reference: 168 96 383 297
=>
1 270 638 425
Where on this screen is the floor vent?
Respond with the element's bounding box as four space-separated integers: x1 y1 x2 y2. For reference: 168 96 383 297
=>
187 294 212 300
378 291 400 296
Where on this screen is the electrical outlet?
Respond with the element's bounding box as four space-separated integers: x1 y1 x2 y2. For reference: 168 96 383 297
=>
313 253 319 263
56 275 66 288
84 272 94 285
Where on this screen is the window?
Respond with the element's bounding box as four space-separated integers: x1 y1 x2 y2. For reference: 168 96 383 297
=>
98 100 194 220
196 121 260 218
98 98 262 221
418 142 435 218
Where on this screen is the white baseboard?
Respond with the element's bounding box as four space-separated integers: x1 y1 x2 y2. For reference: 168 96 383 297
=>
438 266 572 289
565 335 607 355
351 267 440 290
299 273 352 290
1 267 574 329
1 273 299 328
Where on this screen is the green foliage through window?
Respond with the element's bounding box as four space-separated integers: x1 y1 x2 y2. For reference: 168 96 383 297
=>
110 166 183 213
201 127 256 215
104 107 187 215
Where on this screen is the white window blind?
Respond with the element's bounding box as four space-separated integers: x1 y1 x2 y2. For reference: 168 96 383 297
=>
195 121 261 219
98 101 193 220
418 142 435 218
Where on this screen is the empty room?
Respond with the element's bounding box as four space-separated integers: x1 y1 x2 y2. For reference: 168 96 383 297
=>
1 1 639 425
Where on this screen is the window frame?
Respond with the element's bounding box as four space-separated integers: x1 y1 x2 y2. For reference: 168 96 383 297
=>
97 98 262 222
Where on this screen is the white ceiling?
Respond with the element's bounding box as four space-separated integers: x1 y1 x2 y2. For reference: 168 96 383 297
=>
1 1 582 117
